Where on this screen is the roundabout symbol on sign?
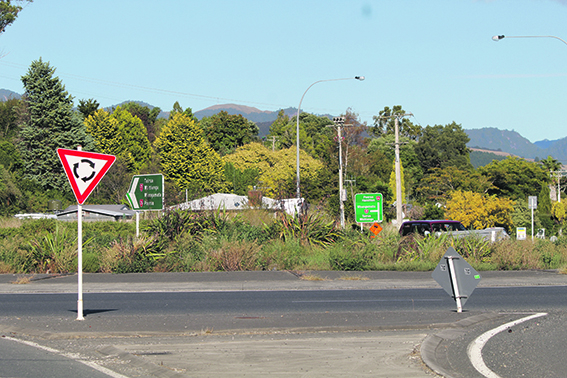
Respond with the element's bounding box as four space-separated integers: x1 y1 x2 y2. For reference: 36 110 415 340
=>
73 159 96 183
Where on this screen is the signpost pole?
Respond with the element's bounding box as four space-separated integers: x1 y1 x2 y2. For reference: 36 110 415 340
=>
76 145 84 321
77 203 84 320
136 211 140 238
447 256 463 313
57 147 115 322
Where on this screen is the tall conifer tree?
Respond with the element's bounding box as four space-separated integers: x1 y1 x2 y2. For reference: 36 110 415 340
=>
19 58 94 191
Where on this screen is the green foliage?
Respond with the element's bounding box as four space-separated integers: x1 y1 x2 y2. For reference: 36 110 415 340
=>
18 58 95 192
479 157 549 200
0 98 21 140
0 164 22 215
28 226 93 273
0 0 31 34
112 106 152 171
224 162 259 195
415 167 493 202
101 236 155 273
265 212 341 246
120 102 160 143
328 241 376 271
155 113 227 192
371 105 422 140
77 98 99 120
415 122 472 174
201 111 259 156
224 143 324 199
469 150 507 169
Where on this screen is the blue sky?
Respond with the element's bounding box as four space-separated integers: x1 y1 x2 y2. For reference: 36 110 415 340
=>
1 0 567 143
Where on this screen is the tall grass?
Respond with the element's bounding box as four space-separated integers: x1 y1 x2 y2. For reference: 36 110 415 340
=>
2 214 567 273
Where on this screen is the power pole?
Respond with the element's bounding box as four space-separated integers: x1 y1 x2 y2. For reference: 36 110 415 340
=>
270 136 279 152
332 117 347 229
551 170 567 202
378 112 413 226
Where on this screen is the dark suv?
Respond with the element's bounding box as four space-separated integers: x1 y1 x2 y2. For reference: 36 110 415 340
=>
399 220 467 237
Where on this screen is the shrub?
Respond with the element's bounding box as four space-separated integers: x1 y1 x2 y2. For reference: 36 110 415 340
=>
266 211 342 246
258 238 309 270
207 239 262 271
99 236 155 273
328 241 377 271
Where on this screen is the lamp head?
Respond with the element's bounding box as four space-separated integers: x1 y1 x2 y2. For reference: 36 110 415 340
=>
492 35 505 41
355 76 365 81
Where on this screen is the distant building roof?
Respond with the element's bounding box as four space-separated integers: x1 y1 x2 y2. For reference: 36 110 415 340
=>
170 193 304 215
57 204 136 221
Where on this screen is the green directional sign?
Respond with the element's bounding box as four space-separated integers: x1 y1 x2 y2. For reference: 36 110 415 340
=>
126 174 164 210
354 193 383 223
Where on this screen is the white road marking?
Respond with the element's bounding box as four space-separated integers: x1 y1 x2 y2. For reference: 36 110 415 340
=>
3 336 131 378
467 312 548 378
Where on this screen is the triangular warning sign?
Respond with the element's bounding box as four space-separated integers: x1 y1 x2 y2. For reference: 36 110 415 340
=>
57 148 116 204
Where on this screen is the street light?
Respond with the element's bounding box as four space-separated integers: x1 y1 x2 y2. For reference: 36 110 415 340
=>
492 34 567 47
493 34 567 203
295 76 365 200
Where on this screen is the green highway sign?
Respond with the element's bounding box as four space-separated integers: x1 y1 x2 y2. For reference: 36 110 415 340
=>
126 174 164 210
354 193 383 223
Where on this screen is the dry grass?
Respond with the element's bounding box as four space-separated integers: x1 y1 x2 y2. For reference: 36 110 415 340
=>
11 275 32 284
337 274 370 281
299 274 329 281
0 217 22 229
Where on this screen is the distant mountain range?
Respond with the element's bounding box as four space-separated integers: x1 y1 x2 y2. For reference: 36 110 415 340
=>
0 89 20 100
2 88 566 163
466 127 567 163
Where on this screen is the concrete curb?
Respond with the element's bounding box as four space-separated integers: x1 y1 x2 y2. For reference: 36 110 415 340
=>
420 312 508 378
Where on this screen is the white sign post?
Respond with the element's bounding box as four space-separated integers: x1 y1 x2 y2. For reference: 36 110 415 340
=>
528 196 537 241
57 148 115 320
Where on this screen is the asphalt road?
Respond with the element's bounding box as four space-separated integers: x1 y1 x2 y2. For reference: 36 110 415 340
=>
0 336 121 378
1 270 566 378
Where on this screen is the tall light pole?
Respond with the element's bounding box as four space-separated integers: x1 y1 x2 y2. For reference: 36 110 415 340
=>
493 34 567 204
492 34 567 47
295 76 365 199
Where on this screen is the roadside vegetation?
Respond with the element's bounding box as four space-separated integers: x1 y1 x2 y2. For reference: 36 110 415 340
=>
1 211 567 275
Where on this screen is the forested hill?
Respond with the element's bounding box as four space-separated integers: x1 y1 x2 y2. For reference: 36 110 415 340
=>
465 127 567 162
1 90 566 161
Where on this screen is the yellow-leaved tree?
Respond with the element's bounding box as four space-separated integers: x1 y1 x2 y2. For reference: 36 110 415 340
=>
552 201 567 224
154 113 227 193
224 143 323 198
445 190 514 231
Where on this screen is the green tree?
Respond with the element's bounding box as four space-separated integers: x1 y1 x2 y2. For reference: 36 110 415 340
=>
0 163 22 215
478 157 549 201
0 98 20 139
0 140 22 173
84 108 121 156
200 111 259 156
18 58 95 192
0 0 31 34
112 106 152 171
224 162 259 195
155 113 227 193
77 98 100 120
367 134 423 196
169 101 197 122
371 105 422 140
415 167 494 202
120 102 161 143
415 122 472 174
224 143 323 199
